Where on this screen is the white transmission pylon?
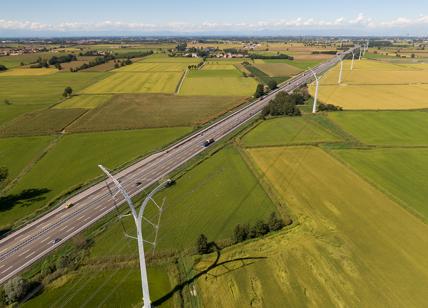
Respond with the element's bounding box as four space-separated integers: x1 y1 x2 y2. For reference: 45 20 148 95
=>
99 165 170 308
310 69 319 114
338 56 343 84
351 52 355 70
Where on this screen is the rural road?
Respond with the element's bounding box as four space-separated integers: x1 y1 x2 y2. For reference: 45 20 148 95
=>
0 47 357 284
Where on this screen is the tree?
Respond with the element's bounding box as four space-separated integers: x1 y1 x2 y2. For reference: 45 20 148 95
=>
254 220 269 237
0 64 7 71
40 259 56 277
3 276 29 304
4 99 12 105
233 224 249 243
63 86 73 98
254 83 264 98
0 167 8 184
196 234 211 254
267 79 278 90
267 212 285 231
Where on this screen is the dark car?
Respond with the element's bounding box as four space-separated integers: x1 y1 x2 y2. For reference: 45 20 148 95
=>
51 238 62 245
203 138 215 147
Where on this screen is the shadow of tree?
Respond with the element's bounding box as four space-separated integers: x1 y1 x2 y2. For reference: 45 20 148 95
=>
152 242 266 306
0 188 50 212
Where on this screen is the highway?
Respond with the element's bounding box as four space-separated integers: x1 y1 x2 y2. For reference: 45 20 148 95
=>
0 47 357 284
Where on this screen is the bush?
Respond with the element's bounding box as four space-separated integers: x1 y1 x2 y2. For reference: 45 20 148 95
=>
0 64 7 71
233 224 249 243
3 276 29 304
254 84 265 98
267 80 277 90
263 92 302 117
196 234 211 254
268 212 285 231
317 103 343 112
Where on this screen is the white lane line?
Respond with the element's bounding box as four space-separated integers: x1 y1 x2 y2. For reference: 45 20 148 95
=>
58 224 69 232
0 264 5 270
18 249 31 257
24 250 37 259
40 236 52 244
82 216 92 222
0 265 13 275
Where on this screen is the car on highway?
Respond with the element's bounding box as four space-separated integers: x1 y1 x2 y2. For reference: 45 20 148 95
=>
203 138 215 147
51 238 62 245
64 203 74 209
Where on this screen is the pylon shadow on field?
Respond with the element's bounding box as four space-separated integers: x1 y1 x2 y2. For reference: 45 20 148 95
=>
152 242 266 306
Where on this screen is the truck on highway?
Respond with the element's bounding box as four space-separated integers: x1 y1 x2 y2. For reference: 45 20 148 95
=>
64 203 74 209
203 138 215 147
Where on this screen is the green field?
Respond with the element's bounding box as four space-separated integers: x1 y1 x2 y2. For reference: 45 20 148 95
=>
23 267 172 308
202 64 238 70
0 104 44 126
115 62 190 72
89 146 277 255
328 111 428 145
54 95 112 109
333 148 428 221
242 116 340 147
194 146 428 307
0 128 190 229
140 55 200 63
0 72 110 106
254 63 302 77
81 72 182 94
68 94 246 132
262 59 322 70
180 69 257 96
0 136 53 189
0 109 86 137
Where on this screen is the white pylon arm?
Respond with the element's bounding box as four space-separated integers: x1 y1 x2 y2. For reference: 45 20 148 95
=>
338 56 343 84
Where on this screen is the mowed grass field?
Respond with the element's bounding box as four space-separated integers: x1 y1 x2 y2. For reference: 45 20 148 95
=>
0 108 87 137
309 59 428 109
81 72 182 94
179 69 257 96
0 68 58 76
254 63 302 77
327 111 428 145
114 62 190 72
89 146 277 255
0 72 110 106
241 116 340 147
194 146 428 307
68 94 246 132
23 267 172 308
0 136 53 189
54 95 112 109
333 148 428 221
0 128 190 229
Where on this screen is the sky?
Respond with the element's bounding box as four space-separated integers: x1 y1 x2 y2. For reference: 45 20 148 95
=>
1 0 428 37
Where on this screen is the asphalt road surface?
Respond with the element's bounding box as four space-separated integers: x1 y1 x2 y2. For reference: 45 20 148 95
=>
0 47 357 283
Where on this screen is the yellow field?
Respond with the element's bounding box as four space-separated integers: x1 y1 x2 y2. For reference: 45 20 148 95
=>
81 72 182 94
114 62 189 72
202 64 237 70
309 59 428 109
54 95 112 109
0 68 57 76
195 146 428 307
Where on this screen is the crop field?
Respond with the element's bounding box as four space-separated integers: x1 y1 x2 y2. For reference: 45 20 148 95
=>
54 95 112 109
194 146 428 307
0 68 58 76
114 62 190 72
254 63 302 77
206 58 246 64
309 60 428 109
23 267 172 308
0 52 70 68
89 146 277 254
81 72 182 94
0 136 53 189
261 58 322 70
179 69 257 96
81 60 117 72
327 111 428 146
0 108 86 137
202 64 237 70
68 94 246 131
0 128 190 229
0 104 44 126
333 148 428 221
241 116 340 147
0 72 110 106
140 54 201 63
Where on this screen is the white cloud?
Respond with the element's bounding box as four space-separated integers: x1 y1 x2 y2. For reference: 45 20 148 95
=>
0 14 428 34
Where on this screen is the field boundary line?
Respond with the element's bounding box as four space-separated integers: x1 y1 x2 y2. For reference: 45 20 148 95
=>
175 69 189 94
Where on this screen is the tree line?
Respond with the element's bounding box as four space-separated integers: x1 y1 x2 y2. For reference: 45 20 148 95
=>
249 53 294 60
262 91 308 117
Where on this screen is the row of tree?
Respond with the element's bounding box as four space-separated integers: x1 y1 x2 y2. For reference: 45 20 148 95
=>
262 91 305 117
196 212 291 255
187 62 204 70
249 53 294 60
48 54 77 65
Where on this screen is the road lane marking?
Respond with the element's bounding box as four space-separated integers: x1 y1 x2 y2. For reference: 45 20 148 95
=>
18 249 31 257
40 236 52 244
0 265 13 275
24 250 37 259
